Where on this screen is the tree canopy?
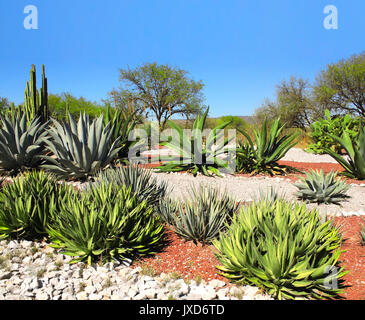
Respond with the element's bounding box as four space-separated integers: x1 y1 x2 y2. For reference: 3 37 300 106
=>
109 62 206 129
314 52 365 117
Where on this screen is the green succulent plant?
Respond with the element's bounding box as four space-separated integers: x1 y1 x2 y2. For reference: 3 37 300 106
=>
213 199 348 300
163 185 239 245
156 107 235 177
294 169 350 205
0 114 49 175
95 164 169 207
103 105 140 163
237 118 300 176
323 124 365 180
0 171 73 240
41 112 122 181
47 183 165 265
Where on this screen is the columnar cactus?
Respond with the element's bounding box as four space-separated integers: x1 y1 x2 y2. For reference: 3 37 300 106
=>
24 64 49 123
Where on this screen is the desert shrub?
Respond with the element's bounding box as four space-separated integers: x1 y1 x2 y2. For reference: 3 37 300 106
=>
307 110 361 154
294 169 350 205
213 199 348 300
0 171 72 240
47 183 165 264
159 185 239 245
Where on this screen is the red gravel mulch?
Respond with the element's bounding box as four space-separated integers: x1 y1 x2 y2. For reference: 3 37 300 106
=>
132 160 365 300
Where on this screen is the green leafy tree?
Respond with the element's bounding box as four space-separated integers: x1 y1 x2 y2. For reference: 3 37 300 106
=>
0 97 10 110
48 93 107 120
314 52 365 117
111 62 206 129
255 77 317 129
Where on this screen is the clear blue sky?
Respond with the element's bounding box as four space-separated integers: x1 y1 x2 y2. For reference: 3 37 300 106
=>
0 0 364 117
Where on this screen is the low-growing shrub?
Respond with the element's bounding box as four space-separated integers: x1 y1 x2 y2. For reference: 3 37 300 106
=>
213 199 348 300
47 183 165 265
307 110 361 155
294 169 350 205
160 185 239 245
95 165 169 207
0 171 72 240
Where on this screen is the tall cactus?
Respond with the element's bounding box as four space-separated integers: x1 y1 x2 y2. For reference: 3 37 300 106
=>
24 64 49 123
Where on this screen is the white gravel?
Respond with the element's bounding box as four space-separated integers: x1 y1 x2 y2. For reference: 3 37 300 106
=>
147 147 364 218
0 240 272 301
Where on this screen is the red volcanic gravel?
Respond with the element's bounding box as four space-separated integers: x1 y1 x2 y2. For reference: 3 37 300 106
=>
132 160 365 300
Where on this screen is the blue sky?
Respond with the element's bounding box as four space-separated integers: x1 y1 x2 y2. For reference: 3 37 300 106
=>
0 0 364 117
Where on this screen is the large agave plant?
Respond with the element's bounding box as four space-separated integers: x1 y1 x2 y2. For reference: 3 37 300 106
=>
323 124 365 180
47 183 165 265
237 118 299 175
213 199 348 300
103 105 140 163
156 107 235 177
294 169 350 205
0 114 48 175
161 185 239 245
42 112 122 180
95 164 169 207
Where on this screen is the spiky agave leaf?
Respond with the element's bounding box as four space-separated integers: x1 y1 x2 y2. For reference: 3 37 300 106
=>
324 125 365 180
0 113 49 175
47 183 165 264
165 184 239 244
95 164 169 206
212 199 348 300
0 170 74 240
294 169 350 205
237 118 300 176
156 107 235 177
41 112 122 181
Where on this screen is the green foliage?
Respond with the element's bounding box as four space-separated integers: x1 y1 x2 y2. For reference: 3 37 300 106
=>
115 62 206 129
255 77 315 129
323 124 365 180
48 93 108 121
156 107 235 177
103 104 140 163
42 112 122 181
95 165 168 207
314 52 365 117
0 171 72 240
161 185 239 245
235 139 256 174
213 199 348 300
0 114 49 175
294 170 350 205
307 110 361 154
47 183 165 265
237 118 299 175
23 64 49 124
